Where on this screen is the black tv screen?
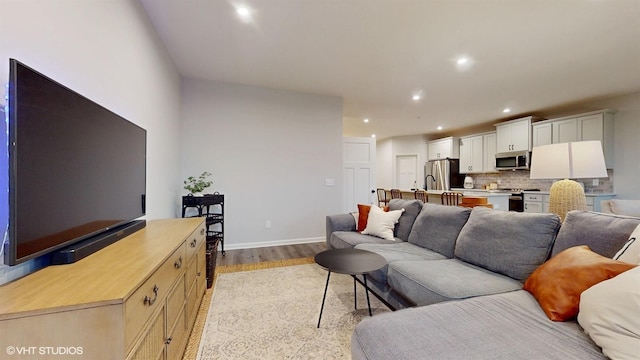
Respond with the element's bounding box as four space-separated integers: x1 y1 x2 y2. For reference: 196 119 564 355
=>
3 59 146 265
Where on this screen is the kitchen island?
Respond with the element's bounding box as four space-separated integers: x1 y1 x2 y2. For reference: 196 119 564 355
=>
386 189 511 210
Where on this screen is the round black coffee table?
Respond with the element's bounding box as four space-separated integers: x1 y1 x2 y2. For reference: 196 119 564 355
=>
314 248 386 328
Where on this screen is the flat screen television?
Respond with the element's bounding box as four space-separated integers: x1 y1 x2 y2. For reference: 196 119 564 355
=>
3 59 147 266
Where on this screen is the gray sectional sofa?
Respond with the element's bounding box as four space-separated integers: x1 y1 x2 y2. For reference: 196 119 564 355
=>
325 199 640 359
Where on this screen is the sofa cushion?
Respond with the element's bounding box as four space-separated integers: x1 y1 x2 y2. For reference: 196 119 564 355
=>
354 242 447 285
388 199 423 241
524 245 636 322
454 207 561 281
351 290 606 360
329 231 396 249
407 203 471 258
386 259 522 306
578 266 640 360
551 210 640 258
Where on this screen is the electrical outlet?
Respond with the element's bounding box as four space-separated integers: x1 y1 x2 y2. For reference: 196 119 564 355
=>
592 179 599 186
265 220 271 229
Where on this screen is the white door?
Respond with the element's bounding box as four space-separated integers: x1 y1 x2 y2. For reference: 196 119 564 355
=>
343 137 376 212
396 155 418 190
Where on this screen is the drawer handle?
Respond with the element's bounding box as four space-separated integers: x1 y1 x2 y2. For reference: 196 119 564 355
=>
165 337 173 345
200 228 205 235
190 239 197 248
174 256 183 269
143 285 159 306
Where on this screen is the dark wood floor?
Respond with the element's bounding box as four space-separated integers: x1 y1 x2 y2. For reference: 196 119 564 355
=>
215 241 327 266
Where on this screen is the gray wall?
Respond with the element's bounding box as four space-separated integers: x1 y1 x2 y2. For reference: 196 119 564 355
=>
180 78 344 249
0 0 182 281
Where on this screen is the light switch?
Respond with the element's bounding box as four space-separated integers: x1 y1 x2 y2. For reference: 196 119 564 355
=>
325 178 335 186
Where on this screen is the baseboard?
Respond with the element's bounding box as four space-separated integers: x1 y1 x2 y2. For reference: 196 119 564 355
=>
223 237 324 251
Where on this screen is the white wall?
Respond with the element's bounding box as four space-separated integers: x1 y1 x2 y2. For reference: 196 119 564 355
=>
376 135 428 189
593 92 640 199
180 78 343 249
0 0 181 281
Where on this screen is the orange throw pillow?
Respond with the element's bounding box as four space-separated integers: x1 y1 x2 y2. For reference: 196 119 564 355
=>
524 245 636 321
357 204 372 232
356 204 389 232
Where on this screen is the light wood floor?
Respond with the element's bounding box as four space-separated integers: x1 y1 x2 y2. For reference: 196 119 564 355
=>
215 241 327 266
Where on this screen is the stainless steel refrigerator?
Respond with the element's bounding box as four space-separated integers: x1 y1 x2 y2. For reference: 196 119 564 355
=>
425 158 464 190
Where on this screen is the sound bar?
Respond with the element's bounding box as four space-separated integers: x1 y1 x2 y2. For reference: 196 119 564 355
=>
50 220 147 265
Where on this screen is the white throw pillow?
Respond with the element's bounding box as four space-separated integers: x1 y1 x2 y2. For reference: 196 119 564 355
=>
361 205 404 241
614 224 640 264
577 266 640 360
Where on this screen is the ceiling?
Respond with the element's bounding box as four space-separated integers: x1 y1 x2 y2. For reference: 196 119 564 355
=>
139 0 640 140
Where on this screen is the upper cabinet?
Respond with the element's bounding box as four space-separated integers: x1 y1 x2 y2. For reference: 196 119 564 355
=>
459 135 483 173
495 116 533 153
459 132 496 174
483 132 497 173
531 110 614 168
427 137 460 160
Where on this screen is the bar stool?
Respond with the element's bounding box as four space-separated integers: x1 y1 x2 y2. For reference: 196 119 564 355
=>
390 189 402 199
376 188 390 207
414 190 428 203
441 192 463 206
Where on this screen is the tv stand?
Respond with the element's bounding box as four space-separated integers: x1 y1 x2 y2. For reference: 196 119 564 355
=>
0 218 207 360
50 220 146 264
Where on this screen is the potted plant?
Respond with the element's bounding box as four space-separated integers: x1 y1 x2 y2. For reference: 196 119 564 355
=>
183 171 213 195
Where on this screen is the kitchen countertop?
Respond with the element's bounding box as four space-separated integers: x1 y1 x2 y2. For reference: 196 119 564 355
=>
521 190 616 197
423 189 512 196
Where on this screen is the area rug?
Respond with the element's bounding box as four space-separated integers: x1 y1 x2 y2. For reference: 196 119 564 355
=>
195 262 390 359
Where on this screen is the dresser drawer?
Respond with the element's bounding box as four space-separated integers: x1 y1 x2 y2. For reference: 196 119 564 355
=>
125 242 187 351
186 223 206 261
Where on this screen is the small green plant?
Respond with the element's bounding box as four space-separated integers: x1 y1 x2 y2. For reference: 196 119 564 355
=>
183 171 213 194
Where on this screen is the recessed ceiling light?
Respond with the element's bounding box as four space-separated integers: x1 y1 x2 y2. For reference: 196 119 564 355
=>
237 6 250 17
412 94 421 101
437 126 443 131
363 118 369 123
455 56 474 71
371 134 376 138
503 108 511 113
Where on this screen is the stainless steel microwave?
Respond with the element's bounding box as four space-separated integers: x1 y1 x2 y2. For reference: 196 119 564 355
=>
495 151 530 170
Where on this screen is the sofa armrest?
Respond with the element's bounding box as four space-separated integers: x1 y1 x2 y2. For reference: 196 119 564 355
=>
326 213 357 245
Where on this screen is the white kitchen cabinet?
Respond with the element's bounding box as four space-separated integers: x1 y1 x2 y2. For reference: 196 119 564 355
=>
524 193 548 213
428 137 460 160
524 192 615 214
495 116 533 153
459 135 483 173
483 132 497 172
532 122 552 147
530 111 614 168
552 118 580 144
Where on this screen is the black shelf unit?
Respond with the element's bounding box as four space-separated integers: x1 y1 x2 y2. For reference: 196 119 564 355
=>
181 193 225 288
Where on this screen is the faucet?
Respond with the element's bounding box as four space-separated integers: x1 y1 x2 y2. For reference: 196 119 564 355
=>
425 175 436 190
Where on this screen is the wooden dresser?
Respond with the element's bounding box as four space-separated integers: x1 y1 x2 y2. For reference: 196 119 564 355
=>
0 218 207 360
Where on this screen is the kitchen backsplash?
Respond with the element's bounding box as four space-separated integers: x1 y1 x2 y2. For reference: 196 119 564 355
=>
469 169 614 193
